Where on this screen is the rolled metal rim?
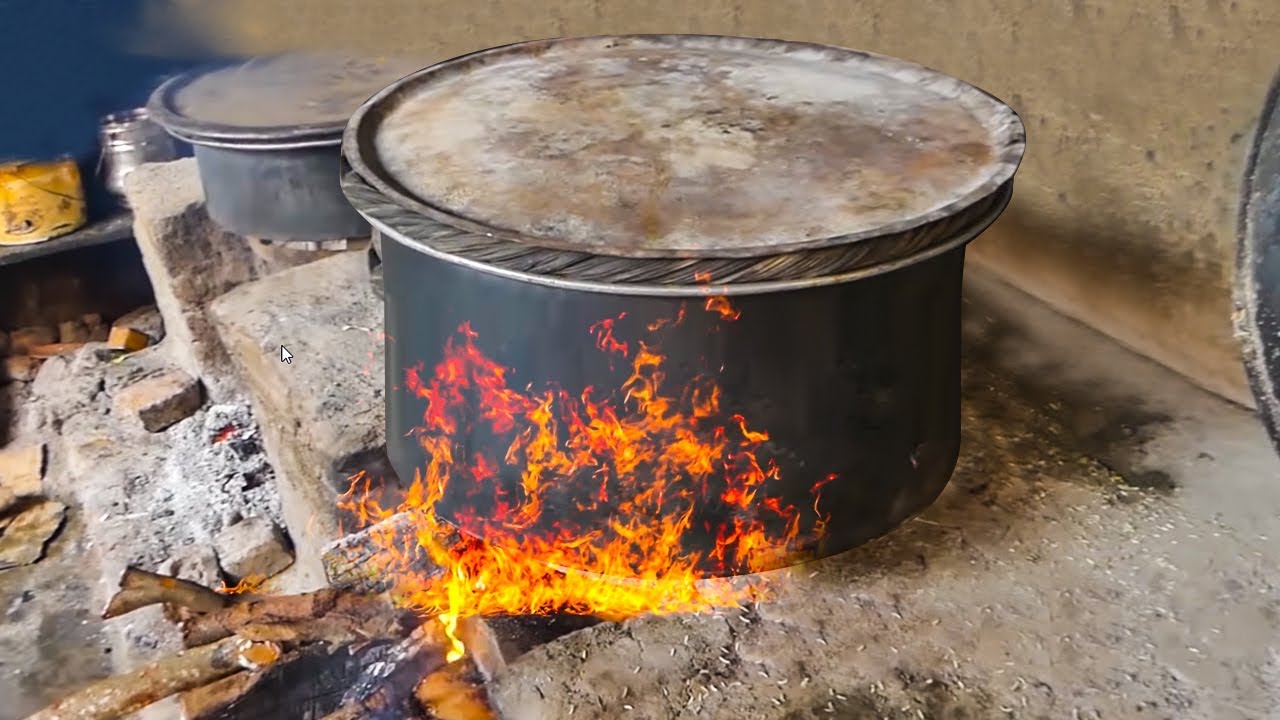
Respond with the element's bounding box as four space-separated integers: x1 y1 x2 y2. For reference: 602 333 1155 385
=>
1235 67 1280 454
147 63 348 148
364 180 1010 298
343 34 1027 263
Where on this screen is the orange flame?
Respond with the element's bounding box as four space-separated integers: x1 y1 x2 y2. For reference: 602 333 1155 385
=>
217 574 266 595
341 300 831 662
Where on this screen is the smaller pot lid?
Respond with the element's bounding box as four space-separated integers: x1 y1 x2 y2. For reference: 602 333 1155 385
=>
149 52 428 145
345 35 1026 261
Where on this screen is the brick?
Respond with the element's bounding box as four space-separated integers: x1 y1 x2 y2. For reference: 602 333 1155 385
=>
29 342 86 359
0 444 44 514
1 355 44 383
57 319 90 344
114 305 165 344
107 326 151 352
113 369 203 432
213 516 294 581
9 326 56 354
82 313 109 342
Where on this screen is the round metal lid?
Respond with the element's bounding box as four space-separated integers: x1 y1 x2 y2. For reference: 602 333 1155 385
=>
345 35 1025 260
149 52 428 145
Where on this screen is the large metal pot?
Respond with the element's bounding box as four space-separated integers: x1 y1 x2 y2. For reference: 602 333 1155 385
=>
147 53 426 242
343 35 1026 577
1237 67 1280 456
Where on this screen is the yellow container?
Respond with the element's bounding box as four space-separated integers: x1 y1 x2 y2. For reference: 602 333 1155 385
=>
0 158 88 245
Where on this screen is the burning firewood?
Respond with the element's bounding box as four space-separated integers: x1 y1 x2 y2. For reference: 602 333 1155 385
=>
180 641 400 720
38 559 509 720
24 635 282 720
320 622 453 720
322 511 452 593
102 566 232 619
415 659 499 720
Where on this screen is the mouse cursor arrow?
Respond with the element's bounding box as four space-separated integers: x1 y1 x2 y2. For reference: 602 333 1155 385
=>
280 346 293 364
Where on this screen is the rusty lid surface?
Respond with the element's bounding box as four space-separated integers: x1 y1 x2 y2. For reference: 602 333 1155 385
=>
346 35 1025 259
150 52 428 143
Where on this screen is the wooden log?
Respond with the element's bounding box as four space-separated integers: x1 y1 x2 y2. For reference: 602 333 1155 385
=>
181 587 411 648
102 566 232 619
24 635 282 720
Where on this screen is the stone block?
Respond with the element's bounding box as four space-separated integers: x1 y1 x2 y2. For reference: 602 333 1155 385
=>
123 160 348 401
209 251 386 578
113 369 203 432
213 515 293 581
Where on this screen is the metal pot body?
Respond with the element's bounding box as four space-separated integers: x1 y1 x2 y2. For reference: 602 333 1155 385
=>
1237 68 1280 457
380 231 964 576
192 142 369 242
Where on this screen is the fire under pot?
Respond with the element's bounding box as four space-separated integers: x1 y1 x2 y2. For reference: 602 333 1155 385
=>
342 35 1026 578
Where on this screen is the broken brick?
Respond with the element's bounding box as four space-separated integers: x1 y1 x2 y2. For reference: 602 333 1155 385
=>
82 313 109 342
0 500 66 569
0 444 44 514
107 326 152 353
1 355 44 383
9 326 56 354
58 319 91 344
214 515 294 581
29 342 87 359
114 305 166 344
113 369 203 432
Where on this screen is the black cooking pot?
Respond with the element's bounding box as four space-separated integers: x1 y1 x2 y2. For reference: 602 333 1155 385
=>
147 53 427 242
1237 67 1280 457
343 35 1026 577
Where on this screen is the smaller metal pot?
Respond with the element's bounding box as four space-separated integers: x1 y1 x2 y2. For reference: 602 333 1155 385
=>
97 108 178 202
146 53 427 242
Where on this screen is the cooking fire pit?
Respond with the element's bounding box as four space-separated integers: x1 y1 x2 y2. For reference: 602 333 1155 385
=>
342 35 1026 579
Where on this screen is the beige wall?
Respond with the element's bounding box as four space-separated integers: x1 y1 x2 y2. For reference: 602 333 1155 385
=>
158 0 1280 406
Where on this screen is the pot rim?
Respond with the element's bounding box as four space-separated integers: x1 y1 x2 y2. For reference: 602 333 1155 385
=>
365 180 1009 297
343 34 1026 263
146 60 349 148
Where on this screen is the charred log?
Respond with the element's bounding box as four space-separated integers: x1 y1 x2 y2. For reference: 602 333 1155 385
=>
320 623 451 720
181 642 398 720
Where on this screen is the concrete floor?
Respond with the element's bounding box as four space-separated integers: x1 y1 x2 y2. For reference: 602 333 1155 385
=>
490 271 1280 719
3 266 1279 719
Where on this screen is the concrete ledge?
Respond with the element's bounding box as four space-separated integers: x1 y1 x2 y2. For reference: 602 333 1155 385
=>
123 159 349 401
209 250 387 579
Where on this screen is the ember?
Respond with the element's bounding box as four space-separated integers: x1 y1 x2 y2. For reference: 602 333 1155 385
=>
341 297 832 661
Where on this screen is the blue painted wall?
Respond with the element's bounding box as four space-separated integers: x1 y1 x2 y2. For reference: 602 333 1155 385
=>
0 0 214 165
